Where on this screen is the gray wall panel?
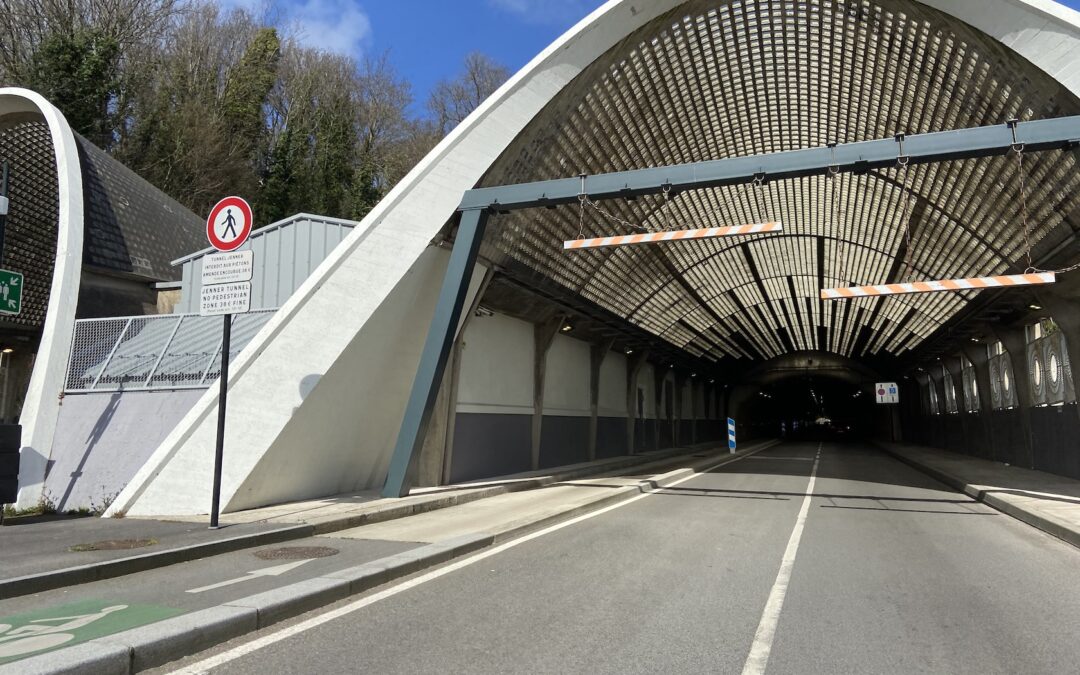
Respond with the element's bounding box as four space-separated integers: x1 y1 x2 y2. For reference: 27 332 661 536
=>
539 415 589 469
596 416 628 458
449 412 532 483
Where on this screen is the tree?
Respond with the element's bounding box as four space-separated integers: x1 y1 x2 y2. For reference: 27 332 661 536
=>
427 52 510 136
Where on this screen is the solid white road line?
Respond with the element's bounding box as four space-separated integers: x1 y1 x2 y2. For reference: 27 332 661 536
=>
741 442 823 675
170 446 774 674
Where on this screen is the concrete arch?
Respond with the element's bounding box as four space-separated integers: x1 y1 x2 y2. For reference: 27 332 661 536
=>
108 1 1080 516
0 88 86 509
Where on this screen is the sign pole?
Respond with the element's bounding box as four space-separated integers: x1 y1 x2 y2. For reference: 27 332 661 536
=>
209 313 231 529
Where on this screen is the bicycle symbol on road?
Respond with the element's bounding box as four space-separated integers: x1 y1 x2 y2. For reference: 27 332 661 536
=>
0 605 127 657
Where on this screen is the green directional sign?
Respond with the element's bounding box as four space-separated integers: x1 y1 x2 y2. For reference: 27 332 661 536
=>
0 599 183 664
0 269 22 316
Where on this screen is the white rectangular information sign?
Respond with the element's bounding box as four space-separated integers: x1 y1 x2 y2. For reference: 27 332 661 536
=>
200 281 251 316
875 382 899 404
202 250 253 286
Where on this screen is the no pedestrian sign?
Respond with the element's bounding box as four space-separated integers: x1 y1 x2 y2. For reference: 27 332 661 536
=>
206 196 253 252
876 382 899 404
202 250 253 286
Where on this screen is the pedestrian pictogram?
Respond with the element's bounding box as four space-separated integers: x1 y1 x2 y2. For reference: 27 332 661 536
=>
206 196 253 252
875 382 899 404
0 269 23 316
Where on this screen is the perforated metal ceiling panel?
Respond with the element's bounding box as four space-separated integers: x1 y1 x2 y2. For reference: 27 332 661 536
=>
477 0 1080 362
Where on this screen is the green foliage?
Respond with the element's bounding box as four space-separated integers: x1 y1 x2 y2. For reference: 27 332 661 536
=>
2 0 506 224
28 29 121 148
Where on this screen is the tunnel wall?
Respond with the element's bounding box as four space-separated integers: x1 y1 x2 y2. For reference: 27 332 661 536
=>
903 401 1080 480
449 311 725 483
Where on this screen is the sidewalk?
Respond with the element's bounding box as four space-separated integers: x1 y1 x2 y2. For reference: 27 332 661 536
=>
878 442 1080 549
0 442 745 599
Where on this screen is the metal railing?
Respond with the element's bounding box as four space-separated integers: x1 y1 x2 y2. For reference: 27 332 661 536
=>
64 310 276 393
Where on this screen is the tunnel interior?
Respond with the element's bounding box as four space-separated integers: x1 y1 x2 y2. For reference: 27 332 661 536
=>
425 0 1080 486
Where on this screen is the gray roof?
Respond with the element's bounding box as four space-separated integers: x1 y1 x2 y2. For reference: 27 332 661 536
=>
75 134 204 281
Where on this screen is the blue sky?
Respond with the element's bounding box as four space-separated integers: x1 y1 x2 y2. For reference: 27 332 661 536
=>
246 0 1080 116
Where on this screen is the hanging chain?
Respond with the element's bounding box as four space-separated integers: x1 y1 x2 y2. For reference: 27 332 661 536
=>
1013 144 1035 272
828 166 845 286
575 178 753 236
897 156 915 283
1008 127 1080 275
752 175 767 224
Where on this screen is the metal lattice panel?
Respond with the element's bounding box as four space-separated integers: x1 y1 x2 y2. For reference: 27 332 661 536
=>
65 310 276 393
0 116 59 330
475 0 1080 362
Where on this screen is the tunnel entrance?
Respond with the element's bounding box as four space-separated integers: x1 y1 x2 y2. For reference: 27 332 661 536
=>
742 376 877 443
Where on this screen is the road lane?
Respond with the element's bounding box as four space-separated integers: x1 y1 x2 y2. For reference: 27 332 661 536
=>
171 443 822 674
163 440 1080 674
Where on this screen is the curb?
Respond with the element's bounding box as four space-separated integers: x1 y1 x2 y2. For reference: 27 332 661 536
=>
877 444 1080 550
0 525 313 600
6 440 779 674
0 442 747 600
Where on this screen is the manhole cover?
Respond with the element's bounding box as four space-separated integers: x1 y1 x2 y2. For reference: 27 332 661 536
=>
69 538 157 552
253 546 339 560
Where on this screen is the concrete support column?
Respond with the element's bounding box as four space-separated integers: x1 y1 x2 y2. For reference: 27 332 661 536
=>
625 351 647 455
673 371 687 447
942 355 972 452
992 325 1036 469
690 379 699 444
652 363 664 450
588 339 613 462
960 343 996 462
532 316 563 471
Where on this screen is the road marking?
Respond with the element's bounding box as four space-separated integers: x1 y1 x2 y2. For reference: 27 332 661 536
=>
169 446 776 674
741 442 822 675
0 601 182 664
186 559 314 594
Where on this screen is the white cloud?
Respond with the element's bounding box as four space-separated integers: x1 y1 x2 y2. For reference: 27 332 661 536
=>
285 0 373 56
488 0 597 24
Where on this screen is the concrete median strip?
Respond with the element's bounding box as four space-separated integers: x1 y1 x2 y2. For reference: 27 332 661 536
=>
5 442 778 674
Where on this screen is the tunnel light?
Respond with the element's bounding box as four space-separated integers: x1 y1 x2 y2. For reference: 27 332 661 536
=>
821 272 1055 299
0 348 11 353
564 222 782 250
625 348 633 355
1029 304 1042 310
560 323 573 333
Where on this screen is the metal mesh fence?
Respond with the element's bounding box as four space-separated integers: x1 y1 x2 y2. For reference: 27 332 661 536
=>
65 310 276 393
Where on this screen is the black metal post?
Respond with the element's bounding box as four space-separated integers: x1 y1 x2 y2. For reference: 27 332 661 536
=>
0 160 8 264
209 313 231 528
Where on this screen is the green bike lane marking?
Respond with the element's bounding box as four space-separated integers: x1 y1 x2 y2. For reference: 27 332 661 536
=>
0 599 183 664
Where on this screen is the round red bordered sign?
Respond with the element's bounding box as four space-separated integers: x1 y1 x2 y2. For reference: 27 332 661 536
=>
206 196 253 252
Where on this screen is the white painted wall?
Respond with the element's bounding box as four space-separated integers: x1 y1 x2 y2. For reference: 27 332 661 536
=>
681 379 694 419
543 334 590 417
599 352 628 417
1 89 85 510
456 312 534 415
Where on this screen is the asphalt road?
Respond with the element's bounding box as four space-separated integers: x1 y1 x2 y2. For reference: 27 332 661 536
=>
157 440 1080 674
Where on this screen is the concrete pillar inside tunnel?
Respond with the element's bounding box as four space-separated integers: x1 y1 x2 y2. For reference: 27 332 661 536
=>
626 351 647 455
991 325 1036 470
532 316 563 471
961 342 997 462
588 340 613 462
942 356 973 452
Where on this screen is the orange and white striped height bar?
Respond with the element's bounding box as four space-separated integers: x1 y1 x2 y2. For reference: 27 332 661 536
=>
564 221 782 250
821 272 1056 300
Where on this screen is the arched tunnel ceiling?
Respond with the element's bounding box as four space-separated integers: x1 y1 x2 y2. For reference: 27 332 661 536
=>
474 0 1080 365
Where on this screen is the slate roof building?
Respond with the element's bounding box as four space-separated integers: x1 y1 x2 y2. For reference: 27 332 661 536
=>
0 87 204 508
